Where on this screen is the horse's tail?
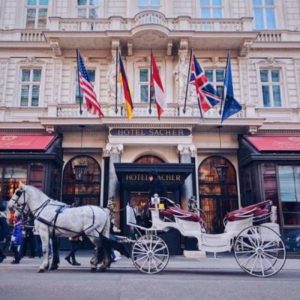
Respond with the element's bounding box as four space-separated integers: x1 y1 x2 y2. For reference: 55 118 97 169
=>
101 208 111 239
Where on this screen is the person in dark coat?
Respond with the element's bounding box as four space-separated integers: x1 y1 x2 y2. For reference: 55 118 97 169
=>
0 207 9 263
149 171 167 201
21 215 35 258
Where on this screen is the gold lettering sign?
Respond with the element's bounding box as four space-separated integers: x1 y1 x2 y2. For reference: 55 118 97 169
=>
125 174 182 182
111 128 191 136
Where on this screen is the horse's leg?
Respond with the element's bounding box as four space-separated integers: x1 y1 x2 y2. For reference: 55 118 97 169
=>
50 236 60 270
88 236 99 272
38 226 50 273
99 236 112 272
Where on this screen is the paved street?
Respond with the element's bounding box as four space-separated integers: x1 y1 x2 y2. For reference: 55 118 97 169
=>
1 252 300 300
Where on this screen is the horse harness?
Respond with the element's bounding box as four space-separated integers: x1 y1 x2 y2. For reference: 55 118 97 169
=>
11 189 102 238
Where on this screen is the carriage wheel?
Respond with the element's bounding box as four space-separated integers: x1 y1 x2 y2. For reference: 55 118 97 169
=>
234 225 286 278
131 234 169 274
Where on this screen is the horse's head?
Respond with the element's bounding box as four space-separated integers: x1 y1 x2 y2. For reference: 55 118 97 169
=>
7 182 29 216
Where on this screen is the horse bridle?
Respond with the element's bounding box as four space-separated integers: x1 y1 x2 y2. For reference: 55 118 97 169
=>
10 189 28 216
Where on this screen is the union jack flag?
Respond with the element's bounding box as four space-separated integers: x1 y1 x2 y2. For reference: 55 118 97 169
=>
77 50 104 118
189 54 221 113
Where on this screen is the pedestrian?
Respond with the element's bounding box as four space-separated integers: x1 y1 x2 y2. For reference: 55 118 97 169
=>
65 237 81 266
21 215 35 258
0 206 9 263
148 171 167 200
10 215 23 264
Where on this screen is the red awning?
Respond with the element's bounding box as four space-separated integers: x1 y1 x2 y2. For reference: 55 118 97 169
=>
0 134 56 150
245 136 300 152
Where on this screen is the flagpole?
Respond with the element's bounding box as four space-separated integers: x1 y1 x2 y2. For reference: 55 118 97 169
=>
183 48 193 114
115 48 119 114
76 49 83 116
149 49 152 115
219 52 229 119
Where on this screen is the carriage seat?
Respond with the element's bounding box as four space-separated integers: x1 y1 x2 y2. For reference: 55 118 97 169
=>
226 200 272 222
160 207 204 225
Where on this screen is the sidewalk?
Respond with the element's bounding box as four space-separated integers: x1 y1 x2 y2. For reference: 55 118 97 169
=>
1 251 300 271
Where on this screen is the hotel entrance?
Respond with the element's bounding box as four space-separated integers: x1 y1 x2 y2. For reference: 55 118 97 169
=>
114 163 194 255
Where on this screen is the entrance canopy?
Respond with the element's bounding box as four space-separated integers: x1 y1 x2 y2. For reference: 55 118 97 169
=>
114 163 194 190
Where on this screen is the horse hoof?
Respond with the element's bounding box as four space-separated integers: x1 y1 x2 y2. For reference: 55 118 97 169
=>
98 267 107 272
38 269 44 273
91 268 97 273
50 265 58 270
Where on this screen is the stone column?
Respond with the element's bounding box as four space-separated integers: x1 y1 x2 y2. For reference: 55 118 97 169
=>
105 143 123 200
177 144 196 209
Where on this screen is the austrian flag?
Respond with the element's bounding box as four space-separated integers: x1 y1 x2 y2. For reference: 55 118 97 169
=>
151 52 166 119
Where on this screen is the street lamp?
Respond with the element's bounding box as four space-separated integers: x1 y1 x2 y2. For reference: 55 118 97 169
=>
74 125 87 181
215 164 228 183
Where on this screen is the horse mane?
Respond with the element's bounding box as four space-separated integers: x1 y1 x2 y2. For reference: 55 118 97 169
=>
24 185 66 206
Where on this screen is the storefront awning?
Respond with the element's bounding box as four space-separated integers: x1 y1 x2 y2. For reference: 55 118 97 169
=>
245 136 300 152
0 134 56 150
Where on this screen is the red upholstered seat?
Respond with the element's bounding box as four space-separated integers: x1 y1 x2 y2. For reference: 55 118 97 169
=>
160 207 204 224
226 200 272 222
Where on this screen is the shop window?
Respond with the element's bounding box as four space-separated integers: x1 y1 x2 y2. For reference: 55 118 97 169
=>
28 164 44 189
278 166 300 226
20 68 42 107
139 68 150 103
75 69 95 104
62 156 101 206
134 155 164 164
26 0 48 29
253 0 276 30
77 0 99 18
0 166 27 209
199 0 223 18
260 69 282 107
198 156 238 233
205 68 224 98
137 0 161 12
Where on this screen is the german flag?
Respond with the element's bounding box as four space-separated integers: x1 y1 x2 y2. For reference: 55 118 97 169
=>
119 54 134 119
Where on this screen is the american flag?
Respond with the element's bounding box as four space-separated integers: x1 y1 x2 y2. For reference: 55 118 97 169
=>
77 50 104 118
190 54 221 113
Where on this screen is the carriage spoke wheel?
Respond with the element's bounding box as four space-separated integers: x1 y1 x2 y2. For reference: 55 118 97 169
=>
132 234 169 274
234 225 286 278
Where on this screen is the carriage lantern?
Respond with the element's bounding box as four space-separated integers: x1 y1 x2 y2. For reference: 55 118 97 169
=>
74 125 88 181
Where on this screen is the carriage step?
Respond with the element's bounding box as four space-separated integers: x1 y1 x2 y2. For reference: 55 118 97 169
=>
183 250 206 258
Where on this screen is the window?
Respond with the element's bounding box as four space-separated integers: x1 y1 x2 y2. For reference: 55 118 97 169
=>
139 68 150 103
77 0 99 18
260 69 282 107
135 155 164 164
138 0 161 11
20 69 42 107
205 68 224 98
75 69 95 104
253 0 276 29
26 0 48 29
200 0 223 18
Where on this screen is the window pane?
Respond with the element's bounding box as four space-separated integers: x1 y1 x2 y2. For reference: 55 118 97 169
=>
87 70 95 82
31 85 40 106
216 86 223 98
33 69 41 81
213 0 222 5
254 8 264 29
39 0 49 5
216 69 224 82
139 0 148 4
22 70 31 82
90 0 99 5
26 8 36 28
141 85 148 102
89 8 98 18
152 0 160 5
262 86 270 107
253 0 262 5
200 0 210 5
266 8 276 29
260 70 268 82
78 0 87 5
266 0 274 5
140 69 148 82
273 86 281 107
27 0 37 5
21 85 29 106
205 70 213 82
213 8 222 18
271 70 279 82
78 9 86 18
201 8 210 18
39 8 47 16
295 167 300 201
279 166 296 202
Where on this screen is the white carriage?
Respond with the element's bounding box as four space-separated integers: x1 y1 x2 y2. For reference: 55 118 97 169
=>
125 195 286 277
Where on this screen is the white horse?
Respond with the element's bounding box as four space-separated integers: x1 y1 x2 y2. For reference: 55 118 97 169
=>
7 183 111 273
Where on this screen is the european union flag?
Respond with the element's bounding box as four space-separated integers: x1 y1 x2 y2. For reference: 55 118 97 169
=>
221 53 242 123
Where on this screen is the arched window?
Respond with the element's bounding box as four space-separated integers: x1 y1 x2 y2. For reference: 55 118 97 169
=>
198 156 238 233
134 155 164 164
62 156 101 206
